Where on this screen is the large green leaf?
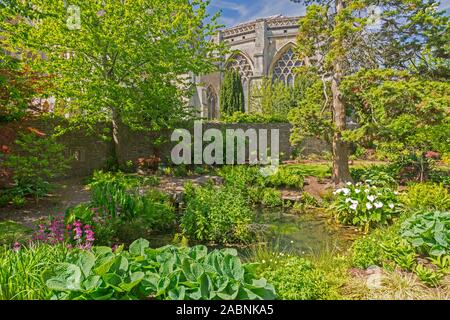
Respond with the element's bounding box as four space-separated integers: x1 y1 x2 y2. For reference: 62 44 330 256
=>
45 263 82 292
129 238 150 256
103 273 124 293
83 275 101 291
68 250 96 278
119 272 144 292
93 255 116 275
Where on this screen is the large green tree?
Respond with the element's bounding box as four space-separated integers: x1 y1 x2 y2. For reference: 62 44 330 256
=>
250 77 299 119
290 0 448 184
341 69 450 159
4 0 223 163
0 2 52 123
220 70 245 116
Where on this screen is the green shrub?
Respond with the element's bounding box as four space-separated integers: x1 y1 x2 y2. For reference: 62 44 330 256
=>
429 170 450 188
381 238 417 271
266 166 304 189
400 211 450 256
220 70 245 116
66 187 175 246
44 239 276 300
257 254 331 300
88 171 175 228
351 235 385 269
400 183 450 211
181 183 253 244
331 182 402 231
350 165 398 187
218 165 263 189
0 243 68 300
2 133 71 200
261 188 283 207
392 153 433 184
414 264 444 287
292 192 320 213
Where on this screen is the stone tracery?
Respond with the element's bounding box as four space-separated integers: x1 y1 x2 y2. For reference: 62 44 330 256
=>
271 47 302 86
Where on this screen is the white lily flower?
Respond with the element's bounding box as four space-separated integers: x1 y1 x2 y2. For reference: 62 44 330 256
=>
333 188 342 195
350 203 358 210
367 195 376 202
374 201 383 208
345 198 353 203
346 182 352 186
388 203 395 209
355 189 361 194
342 188 350 195
366 202 373 210
364 189 370 193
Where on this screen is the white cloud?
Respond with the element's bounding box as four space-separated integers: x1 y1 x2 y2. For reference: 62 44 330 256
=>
211 0 449 28
211 0 306 27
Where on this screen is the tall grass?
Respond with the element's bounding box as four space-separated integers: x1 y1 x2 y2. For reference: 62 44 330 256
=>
0 244 67 300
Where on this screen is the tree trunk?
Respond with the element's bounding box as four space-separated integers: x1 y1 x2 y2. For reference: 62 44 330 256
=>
111 106 122 168
331 0 352 185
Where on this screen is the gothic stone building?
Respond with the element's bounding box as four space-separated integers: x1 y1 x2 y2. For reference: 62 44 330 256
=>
190 15 303 119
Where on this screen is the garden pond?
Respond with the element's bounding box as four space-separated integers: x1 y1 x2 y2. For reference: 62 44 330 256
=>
145 207 359 256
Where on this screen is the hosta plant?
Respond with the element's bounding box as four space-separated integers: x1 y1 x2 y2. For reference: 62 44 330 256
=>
400 211 450 257
43 239 276 300
331 182 402 232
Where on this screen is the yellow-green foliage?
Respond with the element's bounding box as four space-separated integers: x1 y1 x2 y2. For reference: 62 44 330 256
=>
401 183 450 211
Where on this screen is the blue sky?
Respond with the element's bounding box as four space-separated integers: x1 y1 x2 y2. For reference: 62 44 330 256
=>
207 0 450 28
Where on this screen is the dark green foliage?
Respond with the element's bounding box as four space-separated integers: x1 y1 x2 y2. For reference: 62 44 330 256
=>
288 68 332 147
1 133 71 201
43 239 276 300
220 70 245 116
67 171 175 246
350 165 398 187
400 211 449 257
341 70 450 160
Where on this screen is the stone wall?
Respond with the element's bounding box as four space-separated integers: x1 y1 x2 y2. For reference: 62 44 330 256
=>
1 119 299 180
116 122 293 165
0 118 113 179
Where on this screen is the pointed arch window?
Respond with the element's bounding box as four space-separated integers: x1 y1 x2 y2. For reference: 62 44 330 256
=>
225 52 254 82
225 52 254 112
272 47 302 86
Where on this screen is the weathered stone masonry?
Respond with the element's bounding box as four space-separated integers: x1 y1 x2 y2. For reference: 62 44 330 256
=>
190 15 305 119
1 120 296 179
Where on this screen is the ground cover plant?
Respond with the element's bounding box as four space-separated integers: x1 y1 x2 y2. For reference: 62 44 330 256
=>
14 239 275 300
351 209 450 288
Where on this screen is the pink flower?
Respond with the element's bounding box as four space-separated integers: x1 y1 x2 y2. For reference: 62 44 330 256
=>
12 242 21 252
